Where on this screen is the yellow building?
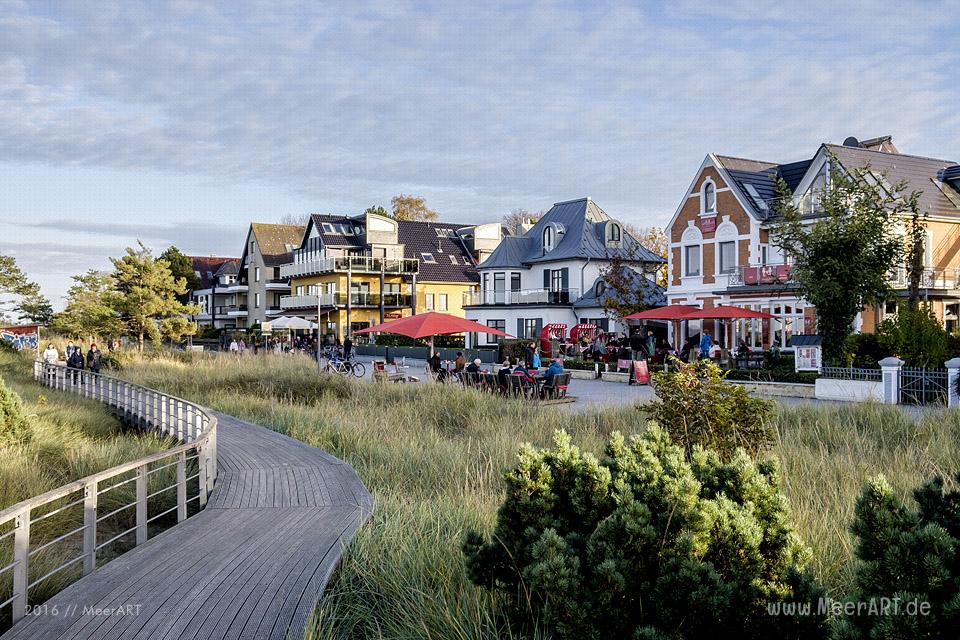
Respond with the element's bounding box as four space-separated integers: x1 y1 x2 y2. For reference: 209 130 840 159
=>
279 212 500 340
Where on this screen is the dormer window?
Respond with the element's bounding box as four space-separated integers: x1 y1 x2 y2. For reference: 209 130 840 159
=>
607 223 621 245
421 253 436 263
543 226 554 254
702 181 716 214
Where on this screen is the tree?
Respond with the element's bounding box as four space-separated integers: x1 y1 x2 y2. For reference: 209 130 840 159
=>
390 194 438 221
0 254 52 325
905 206 927 308
627 225 668 287
51 270 123 340
596 253 663 323
502 208 543 233
875 304 947 368
159 246 201 304
363 205 389 218
771 158 914 363
278 213 311 226
110 242 199 351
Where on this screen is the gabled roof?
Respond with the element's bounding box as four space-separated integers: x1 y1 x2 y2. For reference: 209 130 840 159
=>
715 156 812 219
189 256 239 290
479 197 664 269
250 223 306 266
309 214 365 249
572 270 666 309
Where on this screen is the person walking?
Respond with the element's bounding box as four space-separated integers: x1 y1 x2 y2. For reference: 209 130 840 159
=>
629 329 644 360
65 340 76 359
343 334 353 360
86 343 102 374
646 330 657 360
531 344 541 370
699 330 712 360
229 338 239 353
67 345 84 384
42 343 59 383
524 342 535 367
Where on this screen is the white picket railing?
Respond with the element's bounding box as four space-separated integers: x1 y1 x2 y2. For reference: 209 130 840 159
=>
0 362 217 624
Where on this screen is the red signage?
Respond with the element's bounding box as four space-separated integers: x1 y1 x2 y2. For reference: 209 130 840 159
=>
634 359 650 385
700 216 717 233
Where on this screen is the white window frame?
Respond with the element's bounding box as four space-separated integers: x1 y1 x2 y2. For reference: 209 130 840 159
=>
255 267 260 282
701 178 717 215
543 226 554 254
254 293 260 309
421 253 436 263
438 293 448 311
425 293 435 311
684 245 701 277
680 223 703 279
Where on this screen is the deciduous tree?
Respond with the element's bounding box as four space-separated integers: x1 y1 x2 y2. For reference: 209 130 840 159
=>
363 205 389 218
771 158 913 363
501 208 543 233
390 194 438 221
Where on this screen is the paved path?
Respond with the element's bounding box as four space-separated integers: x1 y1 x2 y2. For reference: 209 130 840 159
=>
2 413 372 640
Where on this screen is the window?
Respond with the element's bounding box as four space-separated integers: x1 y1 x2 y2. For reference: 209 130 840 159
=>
435 228 454 237
543 226 554 254
425 293 435 310
607 223 621 244
523 318 540 339
744 183 768 212
482 273 490 296
296 285 304 295
684 245 701 277
510 273 521 292
353 226 362 235
551 269 563 291
493 272 505 303
254 293 260 308
255 267 260 282
449 255 458 264
438 294 448 311
718 241 736 274
702 182 716 213
486 319 505 344
595 281 606 297
322 223 334 233
885 301 898 314
421 253 436 263
273 267 280 279
760 244 769 265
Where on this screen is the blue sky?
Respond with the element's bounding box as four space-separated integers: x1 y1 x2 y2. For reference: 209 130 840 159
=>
2 0 959 306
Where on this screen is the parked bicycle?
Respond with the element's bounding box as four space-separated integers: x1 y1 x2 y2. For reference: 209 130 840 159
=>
323 356 366 378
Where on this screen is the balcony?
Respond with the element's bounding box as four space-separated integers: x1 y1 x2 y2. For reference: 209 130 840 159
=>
727 264 794 287
463 288 580 306
280 255 419 278
264 279 290 290
888 266 960 290
280 292 413 310
226 305 248 317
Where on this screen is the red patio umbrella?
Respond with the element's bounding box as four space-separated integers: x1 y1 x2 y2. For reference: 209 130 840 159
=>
351 311 512 356
624 304 700 351
680 306 777 320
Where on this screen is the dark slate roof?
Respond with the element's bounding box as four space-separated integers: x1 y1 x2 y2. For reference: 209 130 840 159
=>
189 256 239 290
826 144 960 218
717 156 813 219
479 197 664 269
397 221 478 283
251 223 306 266
789 334 823 347
310 214 365 249
572 270 666 309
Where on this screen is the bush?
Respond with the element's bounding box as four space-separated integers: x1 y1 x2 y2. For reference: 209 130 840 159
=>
647 359 775 460
833 473 960 639
876 304 948 368
463 428 828 640
0 376 32 446
844 333 884 369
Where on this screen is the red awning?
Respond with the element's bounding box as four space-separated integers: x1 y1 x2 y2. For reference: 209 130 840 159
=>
350 312 513 339
623 304 699 321
681 306 777 320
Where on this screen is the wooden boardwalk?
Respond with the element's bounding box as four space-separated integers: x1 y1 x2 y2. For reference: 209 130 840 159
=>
2 412 372 640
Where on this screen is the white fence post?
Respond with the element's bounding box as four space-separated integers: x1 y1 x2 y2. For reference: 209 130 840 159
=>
946 358 960 408
83 481 98 575
12 509 30 623
879 356 904 404
135 464 148 545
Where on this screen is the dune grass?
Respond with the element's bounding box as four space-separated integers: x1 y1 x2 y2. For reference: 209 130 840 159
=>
115 352 960 639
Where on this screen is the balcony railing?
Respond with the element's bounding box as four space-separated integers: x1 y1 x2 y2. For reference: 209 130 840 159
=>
225 305 248 315
727 264 794 286
463 288 580 306
280 293 413 309
280 255 419 278
888 266 960 290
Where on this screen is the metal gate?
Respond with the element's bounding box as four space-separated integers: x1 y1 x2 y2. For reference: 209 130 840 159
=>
900 367 948 405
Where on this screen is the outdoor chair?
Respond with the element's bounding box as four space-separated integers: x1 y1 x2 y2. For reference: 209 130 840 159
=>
555 373 571 398
507 373 527 398
482 372 498 393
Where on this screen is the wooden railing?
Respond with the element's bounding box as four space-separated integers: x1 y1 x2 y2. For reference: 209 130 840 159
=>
0 362 217 625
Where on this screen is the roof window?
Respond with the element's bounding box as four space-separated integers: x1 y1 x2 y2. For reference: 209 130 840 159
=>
421 253 436 263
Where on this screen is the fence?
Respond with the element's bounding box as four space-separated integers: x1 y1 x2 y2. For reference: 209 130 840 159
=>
819 366 882 381
900 367 948 405
0 363 217 626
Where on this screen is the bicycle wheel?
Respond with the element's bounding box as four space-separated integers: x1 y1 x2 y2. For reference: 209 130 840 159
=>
351 362 365 378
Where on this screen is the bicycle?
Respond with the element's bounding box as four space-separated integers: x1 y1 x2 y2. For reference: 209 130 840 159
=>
323 356 366 378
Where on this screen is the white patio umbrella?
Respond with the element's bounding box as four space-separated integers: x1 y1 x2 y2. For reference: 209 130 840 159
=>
271 316 317 330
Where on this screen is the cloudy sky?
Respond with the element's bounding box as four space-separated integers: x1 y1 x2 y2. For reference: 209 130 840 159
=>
2 1 959 306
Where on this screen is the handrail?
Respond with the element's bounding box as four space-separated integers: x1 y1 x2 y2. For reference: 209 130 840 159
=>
0 362 218 625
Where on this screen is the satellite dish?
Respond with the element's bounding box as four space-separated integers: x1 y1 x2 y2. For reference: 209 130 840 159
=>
843 136 860 147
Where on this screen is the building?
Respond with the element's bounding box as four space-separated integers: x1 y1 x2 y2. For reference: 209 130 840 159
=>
189 256 243 329
463 197 665 347
279 212 502 339
665 135 960 349
236 223 305 329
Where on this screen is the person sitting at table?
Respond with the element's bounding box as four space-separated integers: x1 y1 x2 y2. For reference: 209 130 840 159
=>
429 352 446 380
497 359 512 390
453 351 466 373
513 360 528 376
466 358 482 374
542 358 564 382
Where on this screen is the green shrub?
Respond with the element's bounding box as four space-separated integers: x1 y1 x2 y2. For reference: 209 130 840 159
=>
876 304 948 368
0 375 31 445
833 473 960 639
647 359 775 460
844 333 885 369
463 428 828 640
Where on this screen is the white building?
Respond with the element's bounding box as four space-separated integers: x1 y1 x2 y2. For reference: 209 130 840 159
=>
464 197 664 348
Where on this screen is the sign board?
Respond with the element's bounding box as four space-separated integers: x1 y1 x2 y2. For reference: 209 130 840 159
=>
0 325 40 353
260 321 272 335
700 216 717 233
634 359 650 384
795 346 821 372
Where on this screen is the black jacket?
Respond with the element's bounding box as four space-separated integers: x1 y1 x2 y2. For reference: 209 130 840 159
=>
67 351 84 369
86 349 102 372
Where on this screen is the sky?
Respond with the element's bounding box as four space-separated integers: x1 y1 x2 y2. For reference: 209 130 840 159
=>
2 0 960 307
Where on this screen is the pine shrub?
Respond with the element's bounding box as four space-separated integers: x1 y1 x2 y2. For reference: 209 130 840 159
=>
833 474 960 639
647 359 775 460
462 427 828 640
0 375 32 445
